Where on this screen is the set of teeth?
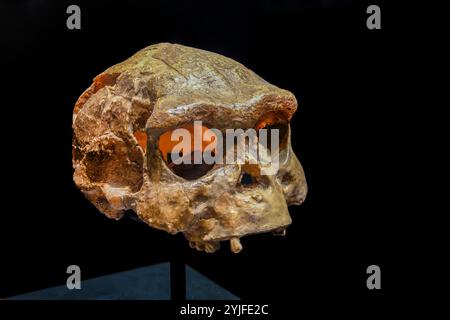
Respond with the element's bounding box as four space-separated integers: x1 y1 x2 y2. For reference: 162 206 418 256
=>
189 237 243 254
189 227 286 254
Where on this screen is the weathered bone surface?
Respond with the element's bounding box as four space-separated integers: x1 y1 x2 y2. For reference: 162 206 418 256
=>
72 43 307 253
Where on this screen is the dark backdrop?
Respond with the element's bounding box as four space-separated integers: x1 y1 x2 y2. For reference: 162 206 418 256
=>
1 0 403 300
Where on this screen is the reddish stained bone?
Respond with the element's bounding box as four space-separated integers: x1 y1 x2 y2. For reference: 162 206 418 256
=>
133 131 147 152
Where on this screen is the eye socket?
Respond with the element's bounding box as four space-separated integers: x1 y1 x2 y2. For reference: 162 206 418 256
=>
255 112 289 151
168 151 215 180
264 123 289 151
158 123 218 180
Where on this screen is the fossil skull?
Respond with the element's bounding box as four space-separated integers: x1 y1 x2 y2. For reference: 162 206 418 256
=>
72 43 307 253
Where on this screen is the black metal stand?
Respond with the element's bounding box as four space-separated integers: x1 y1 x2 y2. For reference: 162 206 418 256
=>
170 235 186 300
127 212 186 300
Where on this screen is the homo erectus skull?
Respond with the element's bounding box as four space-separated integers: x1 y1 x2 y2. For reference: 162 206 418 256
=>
72 43 307 253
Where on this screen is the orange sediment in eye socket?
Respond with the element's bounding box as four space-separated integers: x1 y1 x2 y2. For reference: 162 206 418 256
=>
133 131 147 152
255 111 288 130
158 124 217 162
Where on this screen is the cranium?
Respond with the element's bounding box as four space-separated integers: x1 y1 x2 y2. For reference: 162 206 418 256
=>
72 43 307 253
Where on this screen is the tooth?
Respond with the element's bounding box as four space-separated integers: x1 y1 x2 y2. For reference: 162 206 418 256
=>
205 242 220 253
230 237 243 253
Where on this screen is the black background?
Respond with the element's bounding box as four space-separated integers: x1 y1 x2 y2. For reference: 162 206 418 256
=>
1 0 407 300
